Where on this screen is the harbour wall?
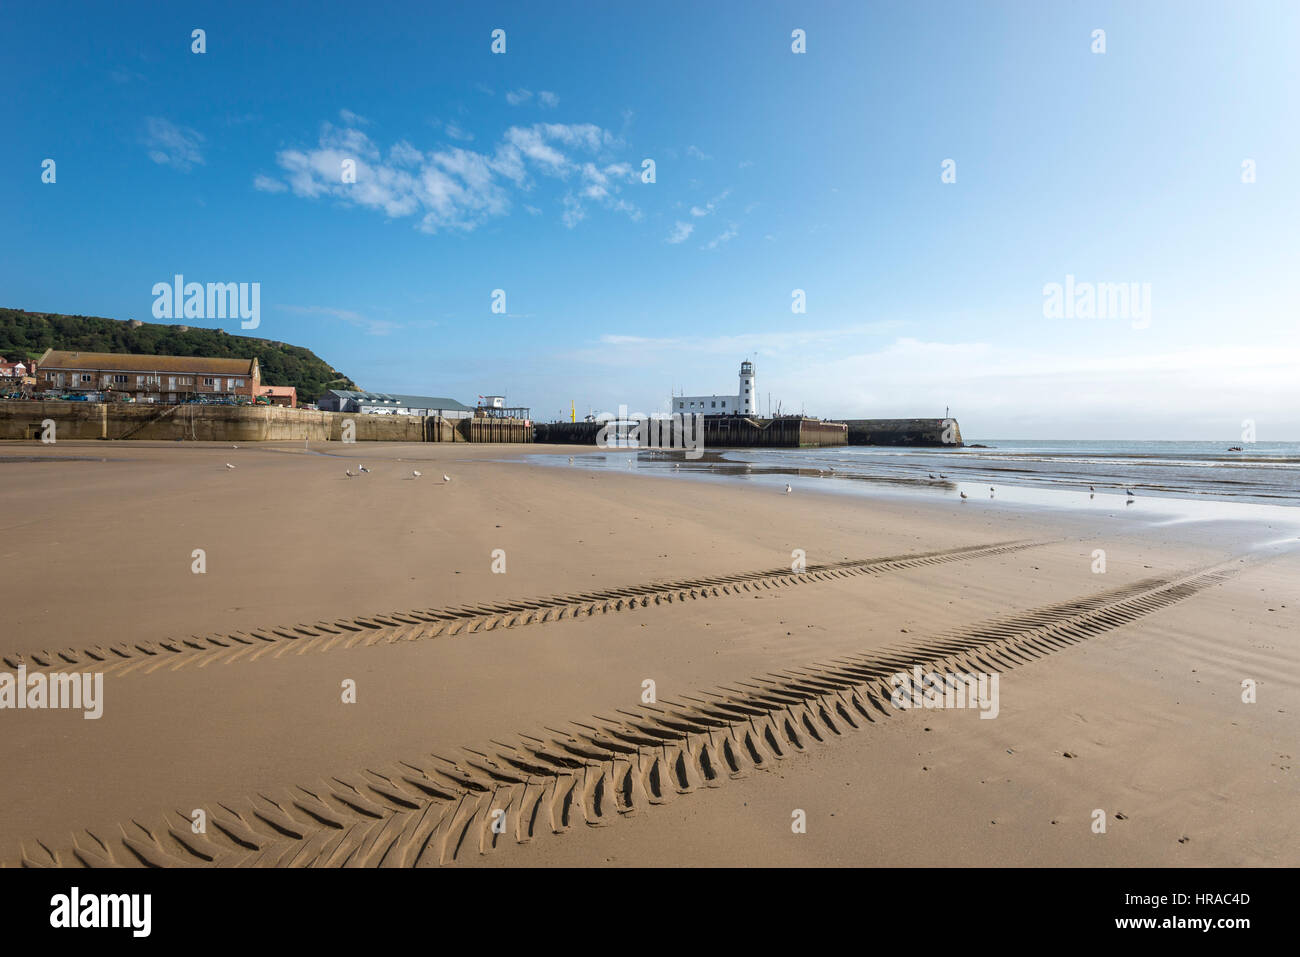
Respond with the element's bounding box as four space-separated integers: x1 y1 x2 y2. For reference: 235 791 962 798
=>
534 416 846 448
0 402 531 443
835 418 963 447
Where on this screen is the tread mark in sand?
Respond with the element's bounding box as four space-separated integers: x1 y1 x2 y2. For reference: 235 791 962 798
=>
7 561 1240 869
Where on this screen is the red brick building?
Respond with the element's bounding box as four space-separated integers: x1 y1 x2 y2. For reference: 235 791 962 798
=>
256 384 297 408
36 349 261 403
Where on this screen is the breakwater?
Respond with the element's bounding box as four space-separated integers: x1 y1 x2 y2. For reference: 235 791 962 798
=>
0 401 531 443
836 418 963 447
534 416 846 448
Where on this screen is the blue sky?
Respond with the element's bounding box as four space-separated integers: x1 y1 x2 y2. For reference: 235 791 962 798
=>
4 0 1298 438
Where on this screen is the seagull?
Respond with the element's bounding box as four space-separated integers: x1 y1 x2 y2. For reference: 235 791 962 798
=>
358 464 369 473
960 491 968 501
225 463 236 470
412 470 422 479
928 473 936 479
784 484 792 494
674 463 680 470
1126 498 1134 505
828 467 834 472
1089 485 1095 492
939 473 948 479
442 474 451 483
345 470 356 478
568 456 574 464
232 445 238 449
1126 489 1135 497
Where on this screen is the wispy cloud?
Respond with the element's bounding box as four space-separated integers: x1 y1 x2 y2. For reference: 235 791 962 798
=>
256 115 640 233
505 89 533 106
686 145 712 160
277 304 407 336
144 117 204 170
703 222 738 249
338 108 370 126
538 91 559 108
665 221 694 244
443 121 474 142
689 188 731 217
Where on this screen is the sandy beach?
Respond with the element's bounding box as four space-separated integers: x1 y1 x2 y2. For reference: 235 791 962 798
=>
1 439 1295 867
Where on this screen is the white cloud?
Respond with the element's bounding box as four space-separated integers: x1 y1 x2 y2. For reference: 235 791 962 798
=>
686 145 712 160
253 174 287 193
144 117 205 170
339 108 370 126
666 221 694 244
538 90 559 108
443 121 474 142
277 304 403 336
257 118 635 233
703 222 738 249
506 89 533 105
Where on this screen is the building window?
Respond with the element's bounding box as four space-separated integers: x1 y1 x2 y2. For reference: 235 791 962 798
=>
204 377 215 386
711 401 716 408
113 375 127 384
80 374 91 383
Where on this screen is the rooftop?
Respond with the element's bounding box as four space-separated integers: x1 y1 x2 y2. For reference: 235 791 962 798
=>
37 349 257 376
323 389 473 412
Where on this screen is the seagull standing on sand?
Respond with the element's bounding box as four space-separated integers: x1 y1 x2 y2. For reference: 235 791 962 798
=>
960 491 968 501
345 470 356 478
443 474 452 483
784 484 792 494
412 470 422 479
1126 489 1135 497
1089 485 1095 492
225 463 236 470
929 473 936 479
359 464 369 473
939 473 948 479
568 456 574 464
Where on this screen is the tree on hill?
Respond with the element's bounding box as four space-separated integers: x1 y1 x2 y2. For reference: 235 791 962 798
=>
0 308 358 402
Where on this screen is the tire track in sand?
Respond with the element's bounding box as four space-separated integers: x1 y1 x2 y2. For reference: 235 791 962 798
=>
8 561 1240 868
3 540 1044 677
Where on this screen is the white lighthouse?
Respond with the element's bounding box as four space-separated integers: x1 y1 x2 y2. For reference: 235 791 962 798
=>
738 360 756 414
670 359 759 416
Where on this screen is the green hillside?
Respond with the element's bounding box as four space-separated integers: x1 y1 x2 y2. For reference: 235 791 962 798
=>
0 308 357 402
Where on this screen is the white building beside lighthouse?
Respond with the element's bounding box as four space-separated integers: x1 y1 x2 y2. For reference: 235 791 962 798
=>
671 360 757 415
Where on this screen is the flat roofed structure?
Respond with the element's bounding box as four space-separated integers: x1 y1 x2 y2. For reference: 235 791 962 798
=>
317 389 475 418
